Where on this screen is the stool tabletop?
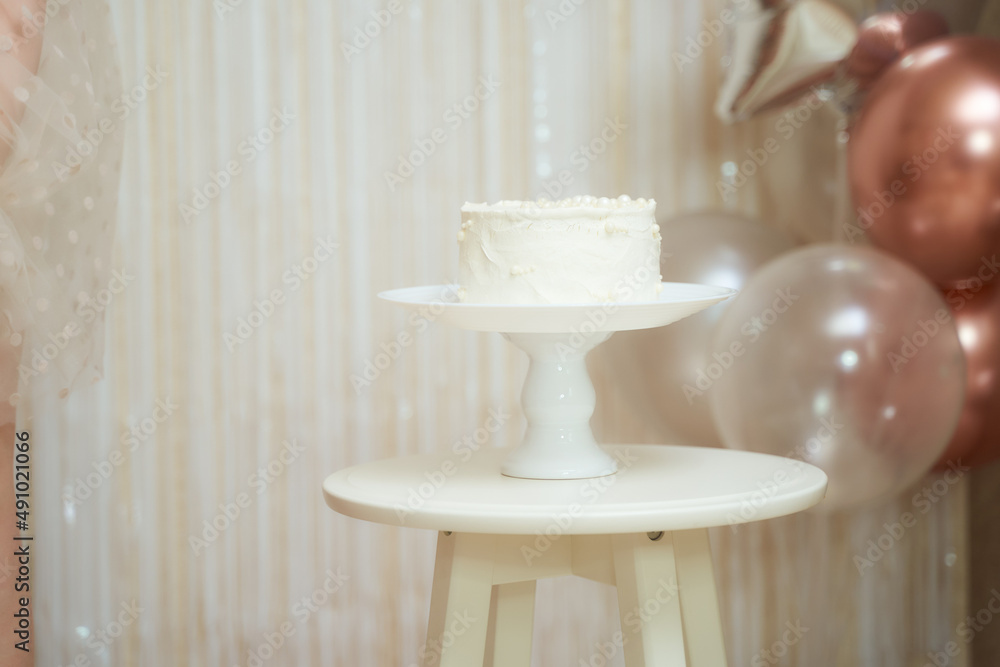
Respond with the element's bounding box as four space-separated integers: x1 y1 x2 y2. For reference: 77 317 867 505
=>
323 444 827 534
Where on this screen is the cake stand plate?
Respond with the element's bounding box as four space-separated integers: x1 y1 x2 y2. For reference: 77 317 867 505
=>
379 282 737 480
377 282 735 333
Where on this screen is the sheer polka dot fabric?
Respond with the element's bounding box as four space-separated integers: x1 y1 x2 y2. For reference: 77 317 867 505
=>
0 1 123 421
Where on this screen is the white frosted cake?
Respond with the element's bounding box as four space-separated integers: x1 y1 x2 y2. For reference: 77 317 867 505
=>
457 195 662 304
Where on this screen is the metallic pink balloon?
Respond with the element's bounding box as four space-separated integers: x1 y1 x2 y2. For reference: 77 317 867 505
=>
709 245 965 511
848 36 1000 288
935 284 1000 469
843 11 949 91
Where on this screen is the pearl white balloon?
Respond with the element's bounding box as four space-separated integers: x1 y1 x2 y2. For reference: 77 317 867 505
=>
708 244 965 511
605 211 796 446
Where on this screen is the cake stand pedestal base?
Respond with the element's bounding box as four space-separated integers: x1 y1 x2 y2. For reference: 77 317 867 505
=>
500 331 616 479
378 282 738 480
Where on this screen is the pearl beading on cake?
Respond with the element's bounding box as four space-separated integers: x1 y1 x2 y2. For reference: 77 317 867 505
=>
462 194 655 213
459 196 660 243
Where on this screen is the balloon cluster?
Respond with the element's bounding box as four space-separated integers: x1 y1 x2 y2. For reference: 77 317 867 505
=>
609 213 967 512
848 34 1000 471
717 1 1000 476
715 0 950 122
612 2 1000 511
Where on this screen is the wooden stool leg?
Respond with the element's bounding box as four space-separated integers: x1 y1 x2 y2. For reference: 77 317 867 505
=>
673 528 728 667
484 580 536 667
424 532 496 667
612 532 686 667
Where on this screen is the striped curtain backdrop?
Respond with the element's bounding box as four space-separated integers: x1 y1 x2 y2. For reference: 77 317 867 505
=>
28 1 970 665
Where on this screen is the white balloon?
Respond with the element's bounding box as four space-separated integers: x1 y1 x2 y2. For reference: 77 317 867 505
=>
605 211 796 446
708 244 965 511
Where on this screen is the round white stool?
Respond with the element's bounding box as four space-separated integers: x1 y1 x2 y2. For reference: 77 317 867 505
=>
323 444 827 667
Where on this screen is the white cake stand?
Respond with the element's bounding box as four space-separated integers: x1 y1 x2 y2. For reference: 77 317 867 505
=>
379 282 735 480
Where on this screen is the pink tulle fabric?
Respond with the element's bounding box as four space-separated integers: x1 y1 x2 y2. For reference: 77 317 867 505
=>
0 0 123 424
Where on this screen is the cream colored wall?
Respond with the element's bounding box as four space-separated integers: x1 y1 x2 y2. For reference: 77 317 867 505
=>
29 1 967 665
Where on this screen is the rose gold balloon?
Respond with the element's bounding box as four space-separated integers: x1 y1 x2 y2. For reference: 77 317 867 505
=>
848 36 1000 288
935 284 1000 469
843 11 949 91
966 405 1000 468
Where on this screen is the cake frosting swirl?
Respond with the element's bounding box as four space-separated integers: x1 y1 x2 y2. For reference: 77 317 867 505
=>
457 195 662 304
